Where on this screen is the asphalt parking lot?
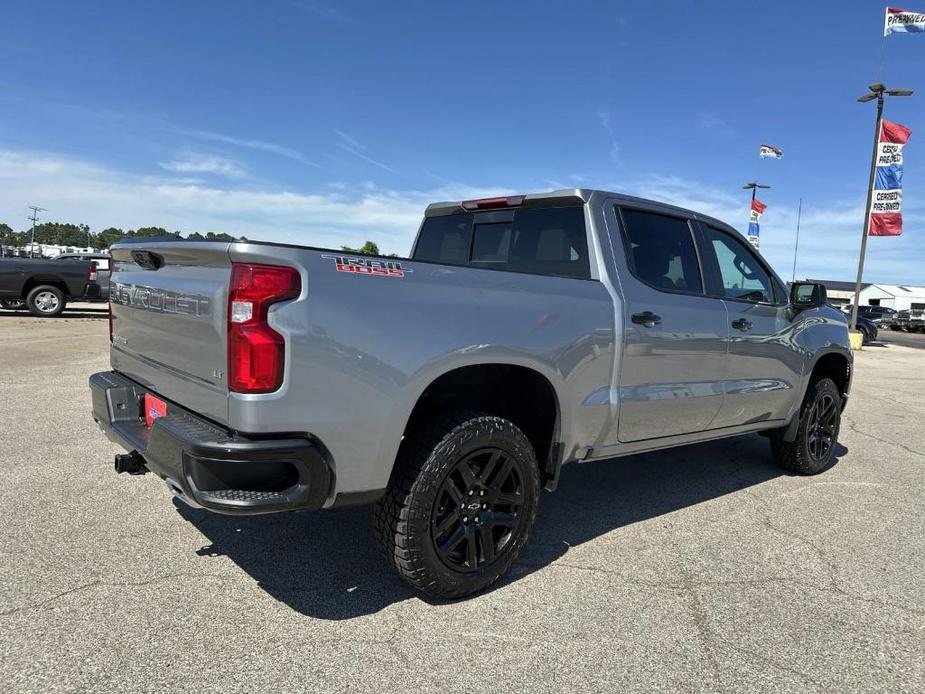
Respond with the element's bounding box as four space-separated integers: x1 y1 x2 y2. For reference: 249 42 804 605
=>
2 303 923 693
877 327 925 350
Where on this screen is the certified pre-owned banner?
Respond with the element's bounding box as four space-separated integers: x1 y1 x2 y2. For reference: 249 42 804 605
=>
869 119 912 236
747 198 767 249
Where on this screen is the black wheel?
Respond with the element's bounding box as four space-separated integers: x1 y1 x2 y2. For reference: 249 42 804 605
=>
0 299 26 310
771 377 842 475
860 327 870 344
25 285 66 317
374 411 540 599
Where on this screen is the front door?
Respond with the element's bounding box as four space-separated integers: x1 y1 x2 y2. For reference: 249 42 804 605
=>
698 224 801 427
610 206 729 442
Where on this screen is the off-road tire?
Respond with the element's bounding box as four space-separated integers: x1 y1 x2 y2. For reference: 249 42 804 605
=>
374 411 541 599
771 377 843 475
26 285 66 317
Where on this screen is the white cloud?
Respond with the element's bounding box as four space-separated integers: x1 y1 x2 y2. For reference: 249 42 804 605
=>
179 129 319 167
700 113 733 132
0 147 920 283
0 149 490 253
334 129 397 173
158 153 246 178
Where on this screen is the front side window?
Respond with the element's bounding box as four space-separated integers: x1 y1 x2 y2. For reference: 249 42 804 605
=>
619 208 703 293
703 227 776 303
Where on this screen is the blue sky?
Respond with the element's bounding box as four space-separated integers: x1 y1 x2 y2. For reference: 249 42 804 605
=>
1 1 923 283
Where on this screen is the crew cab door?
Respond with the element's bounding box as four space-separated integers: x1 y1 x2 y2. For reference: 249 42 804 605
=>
609 205 729 442
697 224 801 427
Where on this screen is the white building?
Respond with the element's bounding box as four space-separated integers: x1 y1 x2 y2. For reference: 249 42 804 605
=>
809 279 925 311
21 242 101 258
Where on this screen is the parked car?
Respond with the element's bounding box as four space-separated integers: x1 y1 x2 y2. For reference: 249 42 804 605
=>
859 305 897 327
90 189 852 598
0 256 102 316
52 253 112 301
854 315 879 344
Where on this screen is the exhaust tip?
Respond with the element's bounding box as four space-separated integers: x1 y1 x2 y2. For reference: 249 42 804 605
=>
114 452 147 475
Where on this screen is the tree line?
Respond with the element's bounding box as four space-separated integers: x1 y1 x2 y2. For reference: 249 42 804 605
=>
0 221 394 256
0 222 244 249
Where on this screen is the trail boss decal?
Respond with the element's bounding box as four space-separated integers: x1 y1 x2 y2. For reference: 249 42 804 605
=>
322 255 411 278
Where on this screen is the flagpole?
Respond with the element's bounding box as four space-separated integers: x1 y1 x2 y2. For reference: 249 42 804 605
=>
791 197 802 284
851 83 913 331
878 33 886 82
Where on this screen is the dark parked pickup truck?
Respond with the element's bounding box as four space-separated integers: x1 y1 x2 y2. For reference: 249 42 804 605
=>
0 256 102 316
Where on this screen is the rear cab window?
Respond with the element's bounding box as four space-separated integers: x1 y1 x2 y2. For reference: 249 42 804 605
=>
413 206 590 280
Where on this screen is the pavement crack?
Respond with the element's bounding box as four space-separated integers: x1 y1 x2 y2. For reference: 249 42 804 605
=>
0 572 233 617
842 415 925 459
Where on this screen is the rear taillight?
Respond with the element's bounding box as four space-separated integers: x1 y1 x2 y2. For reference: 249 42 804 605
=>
460 195 525 211
227 263 301 394
88 261 98 282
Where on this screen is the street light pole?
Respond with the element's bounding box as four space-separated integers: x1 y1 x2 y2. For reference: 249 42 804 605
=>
849 83 913 332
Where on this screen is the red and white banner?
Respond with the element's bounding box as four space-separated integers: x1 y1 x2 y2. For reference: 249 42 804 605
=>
869 119 912 236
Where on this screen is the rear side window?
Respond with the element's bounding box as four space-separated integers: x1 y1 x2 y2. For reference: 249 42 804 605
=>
414 206 590 279
413 214 471 266
619 208 703 293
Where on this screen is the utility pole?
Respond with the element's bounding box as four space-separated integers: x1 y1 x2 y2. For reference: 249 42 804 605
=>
850 83 913 332
27 206 46 259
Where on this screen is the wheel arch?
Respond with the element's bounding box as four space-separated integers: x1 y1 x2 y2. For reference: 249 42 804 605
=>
781 348 852 444
22 276 71 299
396 362 564 491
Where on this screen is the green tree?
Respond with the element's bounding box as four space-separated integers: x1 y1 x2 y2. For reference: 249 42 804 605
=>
340 240 381 256
130 226 177 238
96 227 126 249
30 222 93 247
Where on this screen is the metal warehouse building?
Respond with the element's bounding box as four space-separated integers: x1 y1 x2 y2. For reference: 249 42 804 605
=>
808 279 925 311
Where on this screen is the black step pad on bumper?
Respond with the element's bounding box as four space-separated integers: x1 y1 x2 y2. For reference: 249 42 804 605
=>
90 371 333 515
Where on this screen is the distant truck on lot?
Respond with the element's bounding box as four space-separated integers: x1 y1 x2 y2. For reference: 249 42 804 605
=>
90 189 852 598
0 256 102 316
52 253 112 302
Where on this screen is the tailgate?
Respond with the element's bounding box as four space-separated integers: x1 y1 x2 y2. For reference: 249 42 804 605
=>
109 242 231 424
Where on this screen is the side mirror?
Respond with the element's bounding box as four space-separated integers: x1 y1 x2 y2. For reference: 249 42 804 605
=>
790 282 827 310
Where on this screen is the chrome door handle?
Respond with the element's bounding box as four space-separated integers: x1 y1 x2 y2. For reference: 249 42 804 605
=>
731 318 753 331
632 311 662 327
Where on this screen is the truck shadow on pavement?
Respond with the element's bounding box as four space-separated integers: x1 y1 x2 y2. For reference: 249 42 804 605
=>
176 434 847 620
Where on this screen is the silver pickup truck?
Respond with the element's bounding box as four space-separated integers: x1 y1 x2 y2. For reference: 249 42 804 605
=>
90 189 852 598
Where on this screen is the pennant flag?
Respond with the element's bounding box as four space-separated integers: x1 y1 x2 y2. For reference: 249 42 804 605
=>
759 144 783 159
869 119 912 236
885 7 925 35
747 198 766 249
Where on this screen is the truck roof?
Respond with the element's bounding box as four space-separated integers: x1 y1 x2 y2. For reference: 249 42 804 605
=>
424 188 736 232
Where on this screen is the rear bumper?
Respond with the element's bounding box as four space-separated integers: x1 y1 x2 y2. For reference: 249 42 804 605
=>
90 371 332 515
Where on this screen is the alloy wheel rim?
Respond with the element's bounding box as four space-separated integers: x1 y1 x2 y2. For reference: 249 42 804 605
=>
807 393 838 462
35 291 60 313
431 447 523 573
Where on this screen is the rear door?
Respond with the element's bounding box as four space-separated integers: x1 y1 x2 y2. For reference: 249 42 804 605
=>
109 242 232 424
610 206 729 442
697 224 800 427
